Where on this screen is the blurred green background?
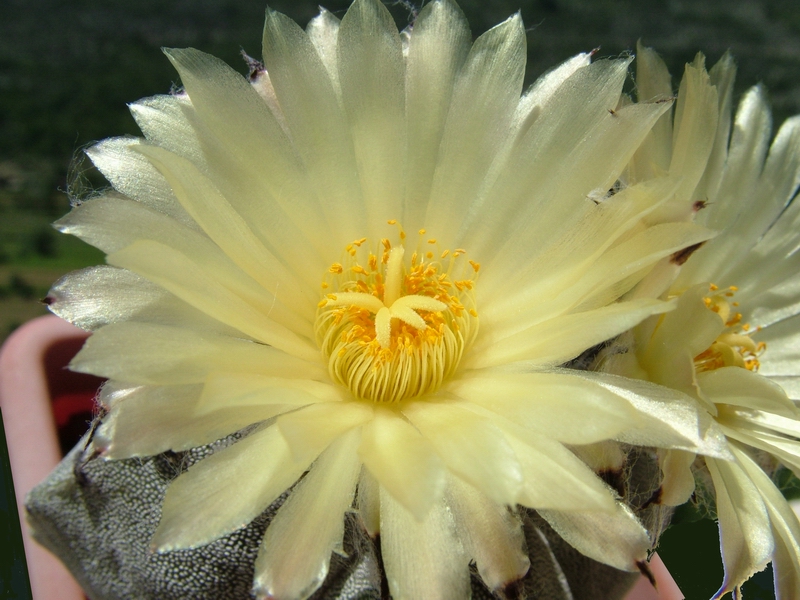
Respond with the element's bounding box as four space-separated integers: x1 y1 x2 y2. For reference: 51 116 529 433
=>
2 0 800 597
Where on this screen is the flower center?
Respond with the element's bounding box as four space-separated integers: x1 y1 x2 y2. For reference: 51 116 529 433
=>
314 223 479 403
694 284 765 373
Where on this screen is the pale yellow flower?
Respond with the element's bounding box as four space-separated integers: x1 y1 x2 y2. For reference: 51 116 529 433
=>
602 45 800 599
49 3 725 598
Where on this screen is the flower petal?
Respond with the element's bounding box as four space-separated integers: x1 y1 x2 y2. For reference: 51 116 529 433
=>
639 283 725 398
85 136 195 227
46 266 231 334
262 8 367 241
515 52 591 125
448 371 637 444
698 366 798 417
732 445 800 599
277 401 373 465
356 467 381 536
720 422 800 476
580 371 732 458
163 47 331 261
379 485 470 600
56 195 305 324
338 0 406 234
403 0 471 227
468 298 671 368
152 424 310 551
497 421 617 512
95 383 280 458
402 400 522 506
447 475 529 592
71 322 324 384
306 8 340 91
197 372 342 414
253 428 362 600
657 448 697 506
566 222 715 313
359 406 446 521
538 501 651 572
630 43 673 180
478 176 679 316
108 240 318 359
128 93 203 164
647 55 719 222
705 454 773 598
465 60 670 268
134 143 316 318
423 12 526 240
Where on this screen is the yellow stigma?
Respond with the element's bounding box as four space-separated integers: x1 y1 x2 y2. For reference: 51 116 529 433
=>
314 228 479 403
695 284 765 373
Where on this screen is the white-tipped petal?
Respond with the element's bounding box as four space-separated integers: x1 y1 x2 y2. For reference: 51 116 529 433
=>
516 52 592 122
447 475 530 592
538 501 651 572
706 454 773 598
85 137 195 228
403 0 471 226
253 429 361 600
95 383 276 458
46 266 226 333
338 0 406 234
128 93 203 164
658 448 697 507
357 467 381 537
424 12 526 240
306 8 340 90
379 485 470 600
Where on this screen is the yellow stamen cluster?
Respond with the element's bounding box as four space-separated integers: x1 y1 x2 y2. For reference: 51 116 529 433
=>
315 225 479 403
695 284 766 373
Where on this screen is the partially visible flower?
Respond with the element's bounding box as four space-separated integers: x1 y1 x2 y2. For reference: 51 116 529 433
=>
49 2 725 597
601 44 800 598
